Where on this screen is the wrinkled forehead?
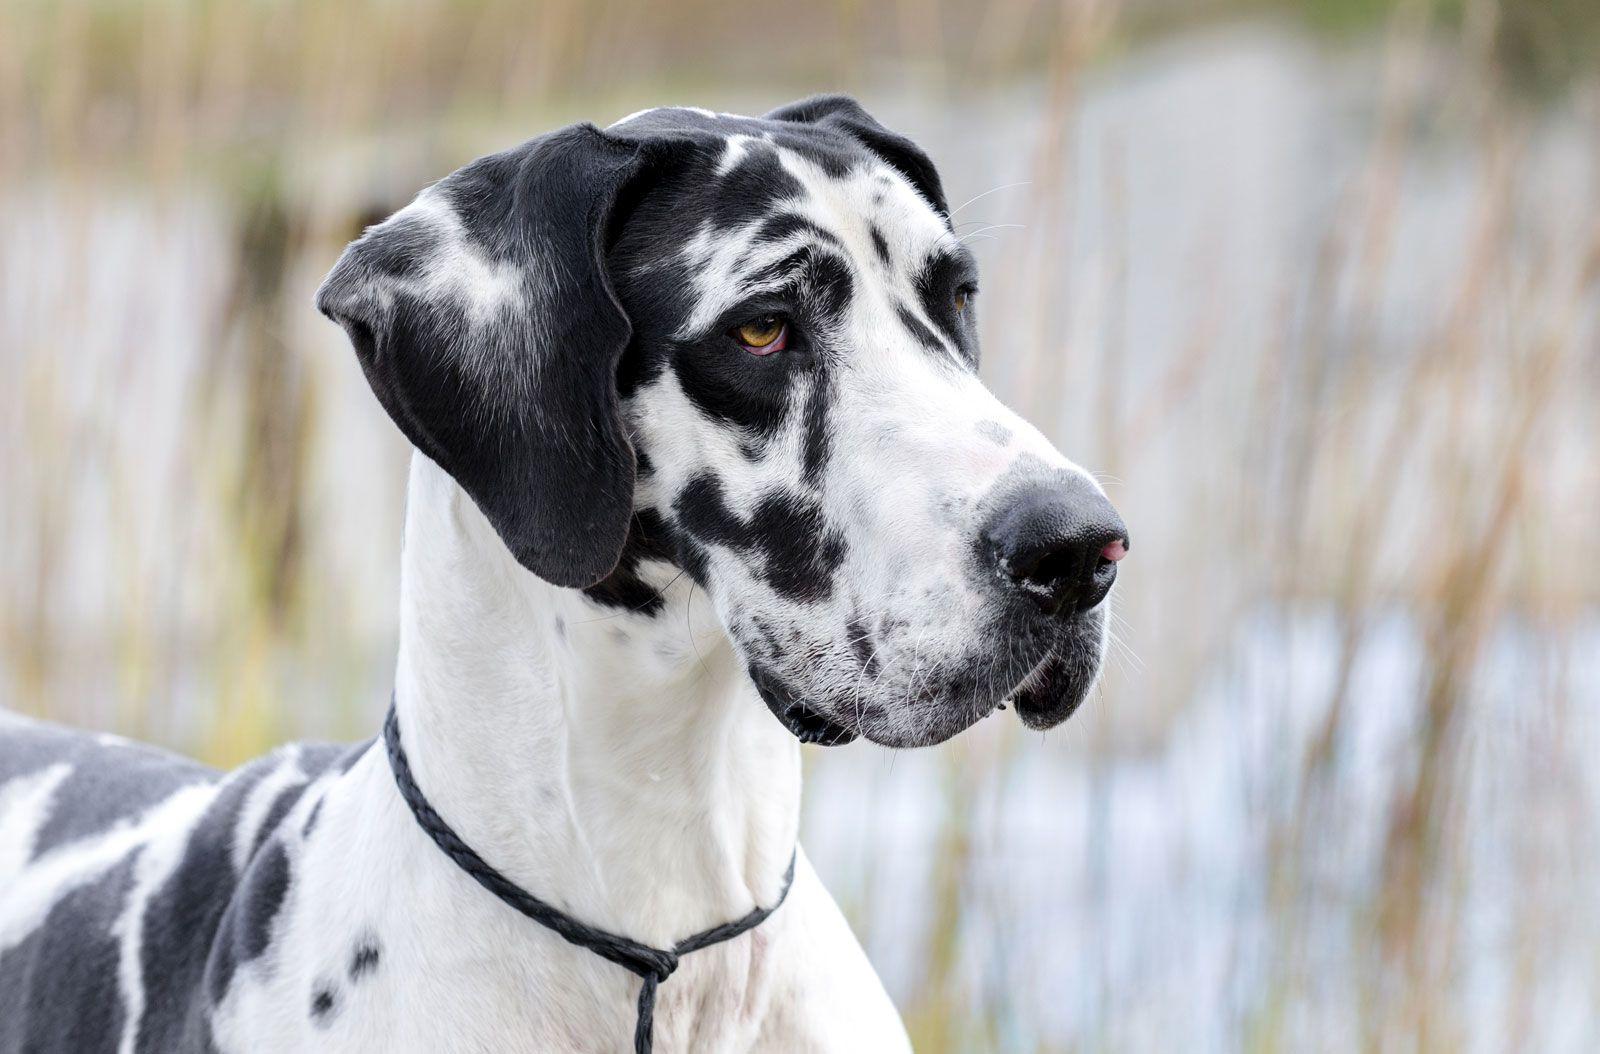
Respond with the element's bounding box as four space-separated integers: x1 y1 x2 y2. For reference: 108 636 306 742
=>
611 106 962 330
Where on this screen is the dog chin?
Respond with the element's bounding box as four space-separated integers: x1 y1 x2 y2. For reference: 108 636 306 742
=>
1006 616 1108 729
855 685 1017 749
778 692 993 750
1008 650 1099 730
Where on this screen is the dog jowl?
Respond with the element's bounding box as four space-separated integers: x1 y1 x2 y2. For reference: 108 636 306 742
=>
318 95 1130 749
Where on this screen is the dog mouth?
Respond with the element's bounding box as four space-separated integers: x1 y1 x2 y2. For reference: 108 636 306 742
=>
775 702 859 746
745 659 862 745
1005 646 1095 730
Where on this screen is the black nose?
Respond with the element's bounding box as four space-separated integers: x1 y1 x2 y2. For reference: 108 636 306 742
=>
982 475 1129 616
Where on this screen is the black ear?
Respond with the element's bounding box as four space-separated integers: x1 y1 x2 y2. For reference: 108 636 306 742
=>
317 124 653 589
766 95 950 217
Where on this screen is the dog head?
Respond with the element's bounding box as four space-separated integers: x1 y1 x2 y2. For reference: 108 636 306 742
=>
318 96 1128 748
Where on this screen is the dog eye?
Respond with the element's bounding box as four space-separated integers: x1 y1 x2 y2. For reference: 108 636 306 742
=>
732 316 788 355
953 286 975 313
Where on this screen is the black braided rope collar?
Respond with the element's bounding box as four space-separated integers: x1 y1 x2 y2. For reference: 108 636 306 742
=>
382 705 798 1054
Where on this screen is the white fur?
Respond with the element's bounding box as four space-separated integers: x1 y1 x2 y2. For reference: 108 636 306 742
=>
0 763 72 878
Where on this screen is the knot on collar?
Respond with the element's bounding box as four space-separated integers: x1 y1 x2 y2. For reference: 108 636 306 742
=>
382 703 796 1054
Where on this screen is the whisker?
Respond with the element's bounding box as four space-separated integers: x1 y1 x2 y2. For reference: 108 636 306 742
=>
957 223 1026 243
949 181 1032 218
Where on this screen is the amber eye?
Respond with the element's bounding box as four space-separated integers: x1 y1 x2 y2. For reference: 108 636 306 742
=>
953 288 971 313
733 316 788 355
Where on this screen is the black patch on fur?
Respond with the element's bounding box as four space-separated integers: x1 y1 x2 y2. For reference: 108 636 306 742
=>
805 252 855 325
135 763 259 1049
348 940 381 981
0 720 218 862
799 377 832 487
896 302 948 358
666 331 795 438
128 745 350 1051
674 474 846 603
301 795 325 838
742 244 854 309
251 786 305 858
846 616 880 677
0 854 136 1053
754 211 845 252
753 493 847 601
767 95 952 217
707 147 806 231
310 984 337 1024
582 509 680 614
869 225 891 268
0 725 365 1054
204 839 292 1005
678 536 712 587
977 420 1012 446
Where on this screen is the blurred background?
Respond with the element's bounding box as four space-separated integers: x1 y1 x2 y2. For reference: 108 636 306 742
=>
2 0 1598 1049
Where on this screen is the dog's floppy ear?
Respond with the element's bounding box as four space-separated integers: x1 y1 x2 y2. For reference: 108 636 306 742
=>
317 124 653 589
766 95 950 217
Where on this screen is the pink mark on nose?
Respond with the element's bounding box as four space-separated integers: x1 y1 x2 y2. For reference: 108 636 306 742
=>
1100 538 1129 563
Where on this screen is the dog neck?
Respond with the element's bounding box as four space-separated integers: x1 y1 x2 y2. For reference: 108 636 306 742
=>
388 453 801 948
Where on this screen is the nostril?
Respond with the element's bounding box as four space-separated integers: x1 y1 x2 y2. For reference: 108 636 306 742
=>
1022 549 1078 596
1004 539 1109 616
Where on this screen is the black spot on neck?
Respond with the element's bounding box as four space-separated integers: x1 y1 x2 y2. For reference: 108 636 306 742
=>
869 225 892 268
348 939 381 981
310 984 337 1025
301 795 325 838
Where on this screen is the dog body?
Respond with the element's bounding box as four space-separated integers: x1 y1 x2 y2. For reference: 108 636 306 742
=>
0 98 1126 1052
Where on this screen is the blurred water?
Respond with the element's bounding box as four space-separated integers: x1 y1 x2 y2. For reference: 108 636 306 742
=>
3 19 1597 1051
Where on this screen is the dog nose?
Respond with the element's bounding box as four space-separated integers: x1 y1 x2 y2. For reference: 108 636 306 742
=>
983 476 1129 615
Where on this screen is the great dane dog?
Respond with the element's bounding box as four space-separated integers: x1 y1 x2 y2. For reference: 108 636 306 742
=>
0 96 1128 1052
